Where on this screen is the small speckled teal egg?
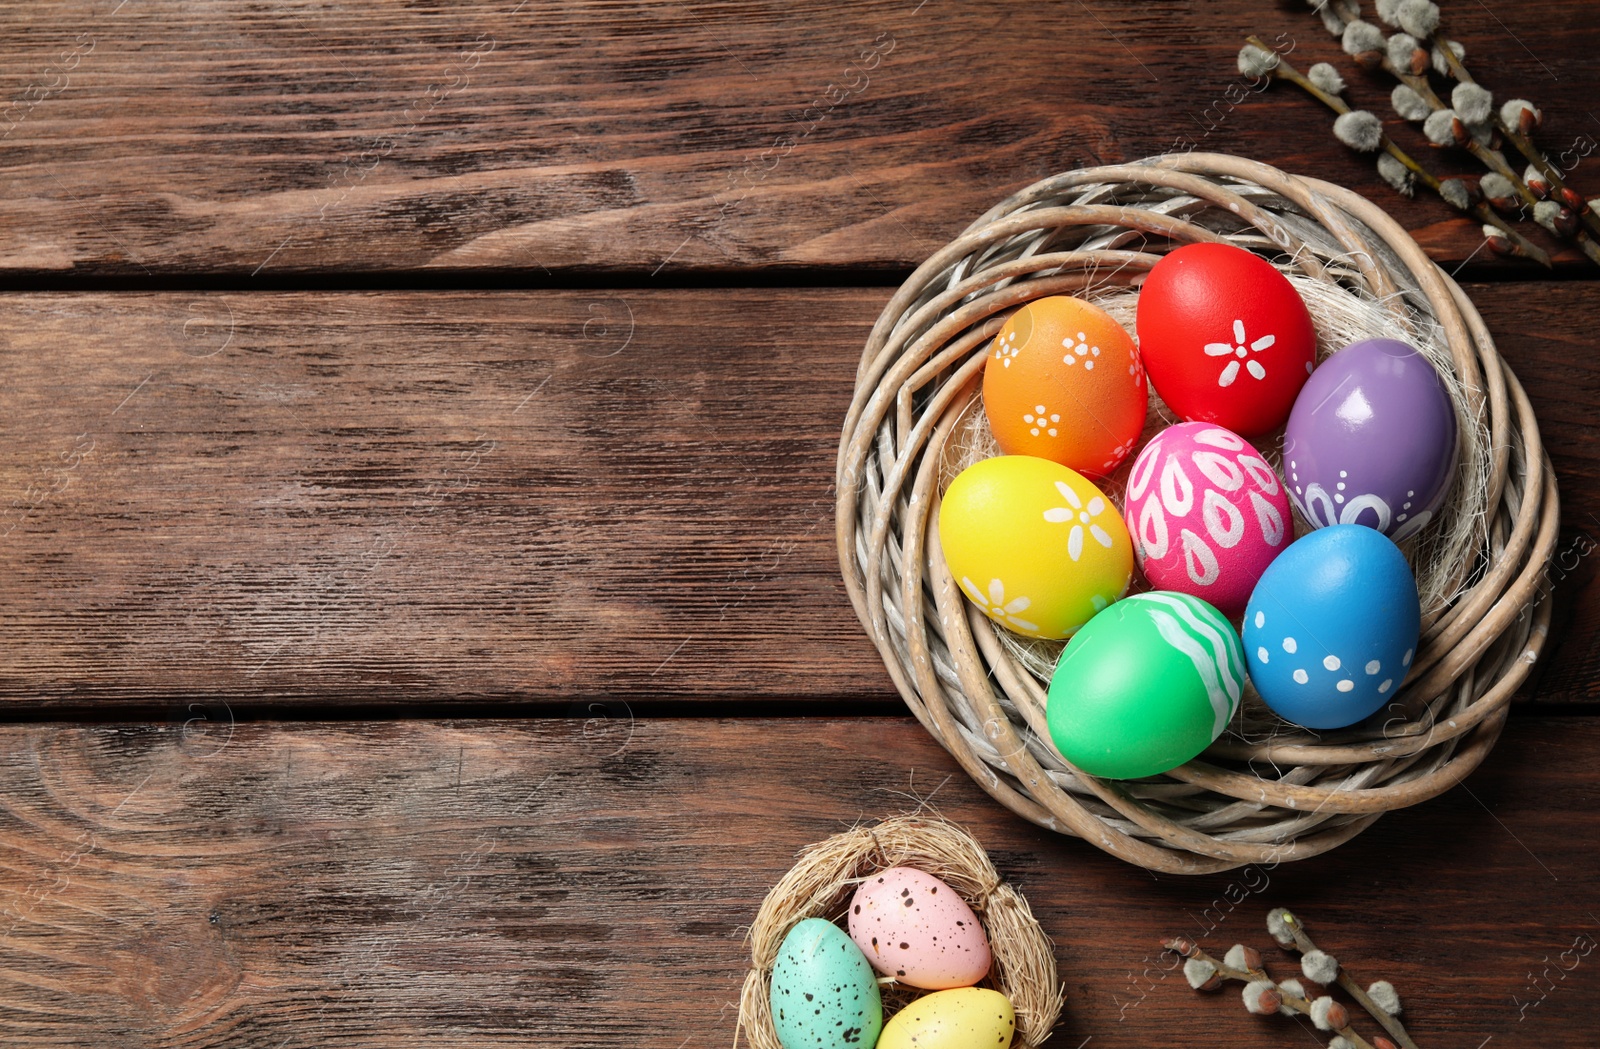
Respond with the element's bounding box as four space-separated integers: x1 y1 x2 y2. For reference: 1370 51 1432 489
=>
877 987 1016 1049
770 917 883 1049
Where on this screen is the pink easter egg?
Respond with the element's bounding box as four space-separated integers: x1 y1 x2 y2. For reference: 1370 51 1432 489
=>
847 867 991 989
1123 422 1291 618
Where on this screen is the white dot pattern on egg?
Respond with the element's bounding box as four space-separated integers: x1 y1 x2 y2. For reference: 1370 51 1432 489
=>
847 867 991 990
1243 526 1422 730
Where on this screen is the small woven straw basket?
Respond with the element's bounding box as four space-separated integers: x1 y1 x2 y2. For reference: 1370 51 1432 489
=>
835 154 1560 875
736 815 1062 1049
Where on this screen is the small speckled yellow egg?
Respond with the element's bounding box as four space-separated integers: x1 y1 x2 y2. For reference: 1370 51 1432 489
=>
939 455 1134 640
877 987 1016 1049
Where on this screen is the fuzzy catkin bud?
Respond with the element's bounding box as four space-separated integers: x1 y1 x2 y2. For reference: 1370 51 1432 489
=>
1329 1039 1356 1049
1432 40 1466 75
1277 978 1306 1016
1375 0 1402 26
1266 908 1297 947
1480 172 1518 210
1534 200 1578 237
1309 0 1349 36
1238 44 1278 80
1423 108 1460 146
1342 20 1386 58
1439 178 1472 211
1483 224 1517 258
1184 956 1222 990
1386 33 1421 73
1308 62 1346 95
1377 154 1415 197
1367 979 1402 1015
1243 979 1282 1015
1224 944 1263 972
1523 164 1550 198
1391 84 1431 122
1501 99 1541 134
1302 949 1341 984
1453 82 1494 127
1397 0 1441 38
1310 996 1351 1031
1334 111 1384 152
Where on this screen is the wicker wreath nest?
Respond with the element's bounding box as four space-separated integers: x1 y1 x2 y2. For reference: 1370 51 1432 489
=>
737 815 1062 1049
835 154 1559 875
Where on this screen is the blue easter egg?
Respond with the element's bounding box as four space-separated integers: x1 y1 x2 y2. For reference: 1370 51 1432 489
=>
1242 525 1420 729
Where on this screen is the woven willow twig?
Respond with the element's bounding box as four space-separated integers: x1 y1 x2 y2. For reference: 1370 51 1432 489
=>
736 815 1062 1049
835 155 1559 875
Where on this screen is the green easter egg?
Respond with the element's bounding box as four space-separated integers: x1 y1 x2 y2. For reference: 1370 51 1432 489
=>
770 917 882 1049
1046 591 1244 779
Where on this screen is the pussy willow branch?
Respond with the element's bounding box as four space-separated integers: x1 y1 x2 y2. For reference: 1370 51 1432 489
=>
1272 909 1420 1049
1164 937 1381 1049
1379 55 1600 265
1245 37 1551 267
1419 29 1600 242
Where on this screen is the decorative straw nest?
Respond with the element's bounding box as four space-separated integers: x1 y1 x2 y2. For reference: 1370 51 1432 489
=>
737 815 1062 1049
835 154 1560 875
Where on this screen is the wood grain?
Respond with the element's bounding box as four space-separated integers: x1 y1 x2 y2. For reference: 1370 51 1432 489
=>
2 286 1597 707
0 715 1593 1047
0 1 1596 277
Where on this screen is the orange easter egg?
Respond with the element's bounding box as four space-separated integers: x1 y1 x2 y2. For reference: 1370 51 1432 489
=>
983 296 1147 478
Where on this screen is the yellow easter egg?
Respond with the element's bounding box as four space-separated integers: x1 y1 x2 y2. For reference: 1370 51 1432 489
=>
877 987 1016 1049
938 455 1133 640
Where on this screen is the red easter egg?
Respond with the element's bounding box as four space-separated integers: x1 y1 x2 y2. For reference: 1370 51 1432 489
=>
1136 243 1316 436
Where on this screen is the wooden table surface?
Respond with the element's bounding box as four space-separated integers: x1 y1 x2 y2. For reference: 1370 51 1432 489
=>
2 2 1597 1046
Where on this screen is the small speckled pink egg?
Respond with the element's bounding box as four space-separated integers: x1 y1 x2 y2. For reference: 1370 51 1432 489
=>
847 867 991 990
1123 422 1291 618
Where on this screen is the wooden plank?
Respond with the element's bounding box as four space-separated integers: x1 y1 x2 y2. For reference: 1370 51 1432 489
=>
0 1 1597 276
0 286 1596 708
0 715 1593 1046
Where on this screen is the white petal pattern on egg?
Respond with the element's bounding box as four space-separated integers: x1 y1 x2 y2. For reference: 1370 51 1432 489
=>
1201 489 1245 549
1180 529 1220 586
1160 457 1194 515
1138 497 1169 560
1249 490 1285 547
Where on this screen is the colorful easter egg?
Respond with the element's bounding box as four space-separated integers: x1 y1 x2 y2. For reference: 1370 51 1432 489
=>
1046 592 1244 779
1123 422 1292 618
939 455 1134 640
983 295 1147 477
848 867 991 990
876 988 1016 1049
1283 337 1457 541
770 918 883 1049
1243 525 1421 730
1136 242 1316 436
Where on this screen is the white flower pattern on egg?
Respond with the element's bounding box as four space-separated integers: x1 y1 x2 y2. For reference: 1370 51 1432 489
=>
1203 318 1276 387
1022 404 1060 437
958 576 1038 632
1061 331 1101 370
993 329 1022 368
1044 481 1115 561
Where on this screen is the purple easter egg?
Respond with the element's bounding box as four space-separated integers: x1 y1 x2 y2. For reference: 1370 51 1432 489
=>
1282 338 1457 540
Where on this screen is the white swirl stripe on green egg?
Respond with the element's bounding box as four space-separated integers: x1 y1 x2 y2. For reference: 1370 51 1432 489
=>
1046 591 1246 779
1139 591 1244 737
769 917 883 1049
